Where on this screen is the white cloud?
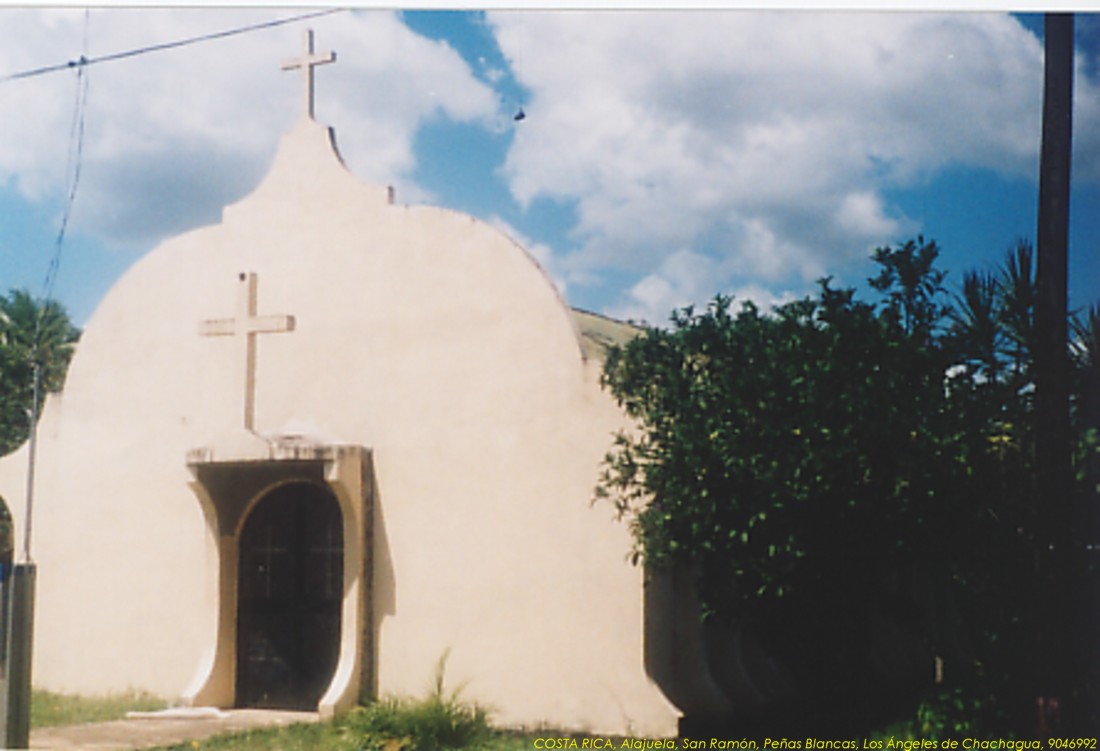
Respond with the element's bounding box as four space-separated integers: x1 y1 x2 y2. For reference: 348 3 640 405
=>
4 9 1096 329
608 249 714 326
0 8 498 249
488 11 1094 319
835 191 903 240
607 245 803 326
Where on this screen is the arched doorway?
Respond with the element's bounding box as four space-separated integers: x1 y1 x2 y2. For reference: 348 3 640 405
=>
236 481 343 709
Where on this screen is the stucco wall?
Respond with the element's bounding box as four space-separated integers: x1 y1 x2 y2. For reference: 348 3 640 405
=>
0 119 677 736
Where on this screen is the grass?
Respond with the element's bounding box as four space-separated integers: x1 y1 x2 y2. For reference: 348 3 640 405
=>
152 697 541 751
156 721 332 751
154 723 540 751
155 703 943 751
31 688 168 728
27 687 955 751
157 652 537 751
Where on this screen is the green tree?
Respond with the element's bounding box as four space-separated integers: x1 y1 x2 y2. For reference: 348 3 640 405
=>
999 240 1038 383
869 235 948 343
597 239 1093 733
600 280 959 608
598 261 975 729
948 269 1003 383
0 290 80 456
1072 303 1100 434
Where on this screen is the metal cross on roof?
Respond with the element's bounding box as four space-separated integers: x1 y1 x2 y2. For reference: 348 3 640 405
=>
282 28 335 120
199 272 296 432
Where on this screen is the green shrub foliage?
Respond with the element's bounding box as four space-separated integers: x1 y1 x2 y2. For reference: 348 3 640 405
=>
597 238 1099 733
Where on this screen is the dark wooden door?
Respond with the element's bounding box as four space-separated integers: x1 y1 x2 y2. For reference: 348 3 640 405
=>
236 482 343 709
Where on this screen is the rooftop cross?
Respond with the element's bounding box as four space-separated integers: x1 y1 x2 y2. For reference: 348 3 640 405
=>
199 272 296 432
281 28 335 120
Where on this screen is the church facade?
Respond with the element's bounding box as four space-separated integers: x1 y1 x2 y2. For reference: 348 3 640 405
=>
0 33 682 736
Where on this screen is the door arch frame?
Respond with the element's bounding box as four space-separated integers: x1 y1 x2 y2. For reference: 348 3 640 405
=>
183 443 373 717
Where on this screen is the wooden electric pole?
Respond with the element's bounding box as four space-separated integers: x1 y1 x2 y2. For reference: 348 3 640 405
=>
1034 12 1075 735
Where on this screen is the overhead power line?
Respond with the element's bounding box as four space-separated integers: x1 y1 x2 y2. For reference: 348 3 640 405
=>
0 8 344 85
25 9 91 567
39 11 90 308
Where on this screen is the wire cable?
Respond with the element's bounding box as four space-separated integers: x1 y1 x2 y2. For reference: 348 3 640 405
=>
23 9 92 565
39 14 90 309
0 8 344 85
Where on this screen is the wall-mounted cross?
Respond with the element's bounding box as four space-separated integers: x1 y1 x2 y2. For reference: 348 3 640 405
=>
282 28 335 120
199 272 296 432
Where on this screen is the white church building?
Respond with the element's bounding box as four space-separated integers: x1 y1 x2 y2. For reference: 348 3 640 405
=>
0 31 693 736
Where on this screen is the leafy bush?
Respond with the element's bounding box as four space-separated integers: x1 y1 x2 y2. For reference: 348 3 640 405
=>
339 654 491 751
912 684 1008 740
339 695 490 751
597 238 1099 734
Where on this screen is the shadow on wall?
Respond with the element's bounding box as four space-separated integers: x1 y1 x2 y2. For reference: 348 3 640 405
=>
0 498 10 571
368 468 395 703
0 495 12 654
644 563 935 736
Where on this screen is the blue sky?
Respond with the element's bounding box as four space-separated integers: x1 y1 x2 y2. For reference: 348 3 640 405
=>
0 8 1097 327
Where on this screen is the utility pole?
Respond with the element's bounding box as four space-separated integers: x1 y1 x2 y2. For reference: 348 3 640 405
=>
1 358 39 748
1034 12 1075 735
